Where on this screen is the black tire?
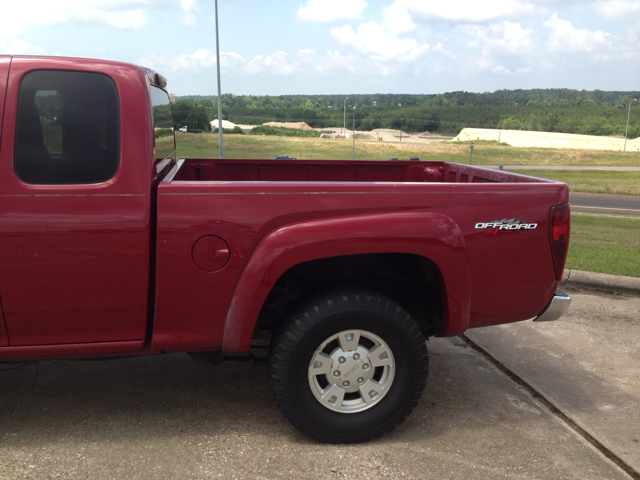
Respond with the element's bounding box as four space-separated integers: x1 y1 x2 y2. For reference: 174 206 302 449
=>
269 287 428 443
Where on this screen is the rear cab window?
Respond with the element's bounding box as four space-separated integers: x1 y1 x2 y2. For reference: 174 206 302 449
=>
14 70 119 185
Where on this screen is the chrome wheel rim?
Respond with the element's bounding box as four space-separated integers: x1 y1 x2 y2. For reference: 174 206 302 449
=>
308 329 395 413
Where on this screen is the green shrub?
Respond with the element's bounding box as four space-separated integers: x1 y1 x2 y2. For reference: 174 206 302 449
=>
213 126 245 134
155 128 174 138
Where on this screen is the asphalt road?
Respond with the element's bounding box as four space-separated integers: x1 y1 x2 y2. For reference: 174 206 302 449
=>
570 192 640 217
491 166 640 172
1 290 638 479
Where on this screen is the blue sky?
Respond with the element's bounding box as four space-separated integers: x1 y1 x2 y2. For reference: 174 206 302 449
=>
1 0 639 96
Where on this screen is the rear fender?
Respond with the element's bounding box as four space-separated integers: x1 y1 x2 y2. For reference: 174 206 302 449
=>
222 211 470 354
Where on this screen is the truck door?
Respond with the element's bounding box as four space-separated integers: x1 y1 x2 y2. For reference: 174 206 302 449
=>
0 56 8 346
0 62 150 346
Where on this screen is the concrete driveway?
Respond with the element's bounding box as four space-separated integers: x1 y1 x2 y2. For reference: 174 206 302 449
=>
1 289 637 479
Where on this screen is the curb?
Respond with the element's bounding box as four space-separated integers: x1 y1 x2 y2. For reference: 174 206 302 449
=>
560 269 640 297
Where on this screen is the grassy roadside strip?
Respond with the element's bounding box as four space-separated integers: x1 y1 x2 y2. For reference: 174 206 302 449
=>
507 169 640 196
566 214 640 278
166 133 640 166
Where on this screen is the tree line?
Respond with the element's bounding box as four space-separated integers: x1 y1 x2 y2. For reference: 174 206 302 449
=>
167 89 640 138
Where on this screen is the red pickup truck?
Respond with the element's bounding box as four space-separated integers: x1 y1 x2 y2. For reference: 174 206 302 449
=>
0 56 571 443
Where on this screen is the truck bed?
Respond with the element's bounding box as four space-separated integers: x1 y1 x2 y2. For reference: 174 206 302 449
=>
155 159 567 354
169 159 552 185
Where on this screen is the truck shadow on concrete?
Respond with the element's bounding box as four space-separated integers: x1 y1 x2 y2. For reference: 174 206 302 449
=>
0 338 590 448
1 341 627 480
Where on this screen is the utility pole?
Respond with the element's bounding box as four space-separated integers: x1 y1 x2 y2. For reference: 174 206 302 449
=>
624 99 637 152
400 118 403 142
343 97 348 136
352 103 356 160
215 0 223 158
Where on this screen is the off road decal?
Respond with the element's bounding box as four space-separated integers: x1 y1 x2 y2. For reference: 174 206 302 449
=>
475 218 537 234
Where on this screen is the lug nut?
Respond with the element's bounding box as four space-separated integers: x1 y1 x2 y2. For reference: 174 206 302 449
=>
333 371 341 377
338 357 346 364
363 364 370 370
357 377 364 383
353 353 360 360
343 381 350 387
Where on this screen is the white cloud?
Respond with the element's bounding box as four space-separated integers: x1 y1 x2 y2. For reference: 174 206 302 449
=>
139 48 362 77
433 43 456 58
501 21 534 49
100 9 148 28
139 49 244 73
331 21 429 62
492 65 511 74
592 0 640 20
137 48 384 77
0 1 198 38
243 49 362 76
0 39 46 55
297 0 367 21
384 0 540 25
473 21 535 53
180 0 197 12
245 51 298 76
322 50 358 73
178 0 199 25
382 3 416 34
544 13 612 52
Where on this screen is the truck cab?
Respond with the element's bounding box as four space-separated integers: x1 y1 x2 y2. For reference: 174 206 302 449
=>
0 56 173 354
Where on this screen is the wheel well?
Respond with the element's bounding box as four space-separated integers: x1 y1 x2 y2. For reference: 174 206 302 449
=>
253 253 443 340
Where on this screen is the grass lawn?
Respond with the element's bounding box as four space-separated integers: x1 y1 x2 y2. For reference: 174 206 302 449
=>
163 133 640 167
566 214 640 277
506 169 640 196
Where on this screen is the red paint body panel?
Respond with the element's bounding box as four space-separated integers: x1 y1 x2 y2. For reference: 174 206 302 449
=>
0 56 570 362
0 340 146 361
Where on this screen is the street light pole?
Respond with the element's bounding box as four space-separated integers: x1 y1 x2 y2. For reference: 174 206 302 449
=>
624 99 637 152
352 103 356 160
343 97 348 136
215 0 223 159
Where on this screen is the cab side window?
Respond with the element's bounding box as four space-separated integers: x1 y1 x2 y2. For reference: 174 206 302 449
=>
14 70 119 185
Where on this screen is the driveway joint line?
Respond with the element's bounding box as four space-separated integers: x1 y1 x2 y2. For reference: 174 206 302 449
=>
458 333 640 480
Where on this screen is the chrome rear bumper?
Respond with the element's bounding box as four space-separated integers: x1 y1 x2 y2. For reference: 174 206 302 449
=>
533 289 572 322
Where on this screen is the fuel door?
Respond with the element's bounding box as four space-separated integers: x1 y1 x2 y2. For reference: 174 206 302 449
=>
192 236 230 272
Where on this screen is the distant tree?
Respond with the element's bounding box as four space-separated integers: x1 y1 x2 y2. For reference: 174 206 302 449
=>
172 100 210 130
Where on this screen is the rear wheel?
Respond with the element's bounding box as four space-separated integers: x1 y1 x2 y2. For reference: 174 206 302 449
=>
269 288 428 443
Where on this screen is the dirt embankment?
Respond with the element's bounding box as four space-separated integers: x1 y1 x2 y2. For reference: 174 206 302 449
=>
262 121 313 130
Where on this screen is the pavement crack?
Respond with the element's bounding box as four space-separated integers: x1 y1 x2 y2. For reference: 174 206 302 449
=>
459 333 640 480
0 362 30 372
29 362 40 393
0 363 40 419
